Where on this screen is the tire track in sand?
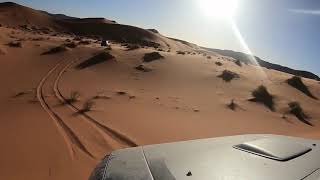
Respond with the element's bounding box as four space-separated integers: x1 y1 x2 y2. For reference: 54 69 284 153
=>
36 60 94 159
54 60 138 148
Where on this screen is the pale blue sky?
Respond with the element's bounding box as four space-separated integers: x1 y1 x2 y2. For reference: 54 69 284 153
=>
4 0 320 75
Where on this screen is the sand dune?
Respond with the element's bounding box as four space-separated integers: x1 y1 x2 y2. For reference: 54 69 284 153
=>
0 2 320 180
0 2 196 51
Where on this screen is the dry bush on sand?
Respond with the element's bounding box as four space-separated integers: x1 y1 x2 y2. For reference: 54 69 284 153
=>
76 51 115 69
215 62 223 66
80 100 95 113
116 91 127 95
78 40 91 45
73 36 82 41
135 64 152 72
287 76 317 100
249 85 275 111
66 91 80 104
288 101 312 126
218 70 239 82
7 41 22 48
143 52 164 62
176 51 186 55
41 45 68 55
126 44 140 51
64 42 78 48
234 59 242 67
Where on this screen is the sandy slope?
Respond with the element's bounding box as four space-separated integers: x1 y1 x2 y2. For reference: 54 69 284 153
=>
0 27 100 180
60 45 320 146
0 25 319 180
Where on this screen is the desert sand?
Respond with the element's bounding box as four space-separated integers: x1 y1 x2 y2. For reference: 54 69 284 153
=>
0 2 320 180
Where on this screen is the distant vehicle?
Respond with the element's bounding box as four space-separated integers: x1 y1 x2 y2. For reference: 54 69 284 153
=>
89 134 320 180
101 39 109 47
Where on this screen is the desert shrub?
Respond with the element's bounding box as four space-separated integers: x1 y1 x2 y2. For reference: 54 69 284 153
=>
207 56 212 59
215 62 223 66
250 85 274 111
287 76 317 99
126 44 139 51
78 40 90 45
31 37 45 41
41 45 67 55
218 70 239 82
7 41 22 48
234 59 242 67
288 101 312 126
73 36 82 41
135 64 152 72
76 52 115 69
116 91 127 95
143 52 164 62
81 100 95 112
176 51 185 55
64 42 77 48
67 91 80 103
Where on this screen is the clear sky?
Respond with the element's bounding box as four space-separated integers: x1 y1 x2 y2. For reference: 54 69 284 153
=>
4 0 320 75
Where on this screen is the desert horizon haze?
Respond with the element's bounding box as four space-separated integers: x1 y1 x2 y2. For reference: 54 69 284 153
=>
0 1 319 180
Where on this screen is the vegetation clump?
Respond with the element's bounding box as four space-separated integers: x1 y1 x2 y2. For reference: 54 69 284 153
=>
215 62 223 66
143 52 164 62
218 70 239 82
41 45 68 55
116 91 127 95
287 76 317 99
126 44 140 51
176 51 186 55
250 85 274 111
76 52 115 69
66 91 80 104
135 64 152 72
80 100 95 113
7 41 22 48
78 40 91 45
288 101 312 126
234 59 242 67
73 36 82 41
64 42 77 48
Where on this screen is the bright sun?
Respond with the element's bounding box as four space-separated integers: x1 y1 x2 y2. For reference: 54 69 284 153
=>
199 0 238 19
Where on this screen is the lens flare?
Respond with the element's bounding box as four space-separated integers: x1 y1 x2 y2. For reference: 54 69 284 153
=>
230 20 268 80
199 0 238 18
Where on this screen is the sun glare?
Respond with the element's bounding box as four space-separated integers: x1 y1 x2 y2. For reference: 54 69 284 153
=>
199 0 238 18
